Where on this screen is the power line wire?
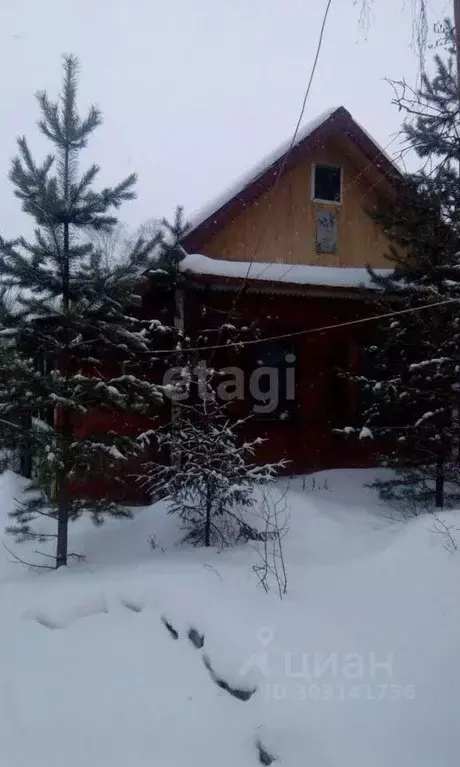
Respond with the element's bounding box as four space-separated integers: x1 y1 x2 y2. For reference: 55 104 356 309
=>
162 2 454 360
208 0 334 354
145 296 460 355
233 0 334 287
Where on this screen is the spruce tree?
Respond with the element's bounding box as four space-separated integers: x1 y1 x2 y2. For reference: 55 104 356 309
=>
0 55 177 566
142 336 285 548
351 24 460 512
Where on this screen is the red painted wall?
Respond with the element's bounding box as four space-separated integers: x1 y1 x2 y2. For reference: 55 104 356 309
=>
182 284 382 476
68 282 383 504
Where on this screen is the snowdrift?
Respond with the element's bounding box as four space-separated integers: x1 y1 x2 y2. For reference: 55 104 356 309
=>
0 469 459 767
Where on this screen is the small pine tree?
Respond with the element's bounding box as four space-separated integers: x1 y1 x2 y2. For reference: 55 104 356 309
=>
142 351 285 548
0 55 179 566
352 25 460 512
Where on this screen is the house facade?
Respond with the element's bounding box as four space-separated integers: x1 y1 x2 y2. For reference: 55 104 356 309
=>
160 106 402 476
61 106 402 503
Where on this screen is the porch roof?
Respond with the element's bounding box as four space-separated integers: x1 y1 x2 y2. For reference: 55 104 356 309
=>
179 253 392 296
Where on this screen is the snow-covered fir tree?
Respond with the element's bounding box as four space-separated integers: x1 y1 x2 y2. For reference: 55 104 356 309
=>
142 341 285 548
0 55 181 567
352 24 460 511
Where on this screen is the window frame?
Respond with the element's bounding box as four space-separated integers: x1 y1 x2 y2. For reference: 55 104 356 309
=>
311 162 343 205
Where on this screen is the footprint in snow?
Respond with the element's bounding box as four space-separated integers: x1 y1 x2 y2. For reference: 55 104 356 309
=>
120 599 144 614
23 598 109 629
188 626 205 649
202 654 257 701
161 615 179 639
256 741 276 765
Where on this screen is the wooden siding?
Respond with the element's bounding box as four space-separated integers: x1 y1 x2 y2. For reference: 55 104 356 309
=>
183 285 384 475
200 135 394 269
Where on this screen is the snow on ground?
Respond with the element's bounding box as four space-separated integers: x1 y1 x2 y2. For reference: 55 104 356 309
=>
1 469 460 766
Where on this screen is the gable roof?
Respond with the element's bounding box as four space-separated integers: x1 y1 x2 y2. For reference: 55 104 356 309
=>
182 106 402 253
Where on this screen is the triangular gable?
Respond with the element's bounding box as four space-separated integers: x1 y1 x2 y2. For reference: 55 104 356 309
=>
183 106 402 253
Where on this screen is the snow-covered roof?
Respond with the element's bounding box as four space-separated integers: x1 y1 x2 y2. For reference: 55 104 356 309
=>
180 254 393 290
187 107 341 234
351 118 397 168
185 107 400 245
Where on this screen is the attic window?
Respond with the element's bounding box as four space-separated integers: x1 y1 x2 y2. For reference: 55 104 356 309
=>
312 164 342 204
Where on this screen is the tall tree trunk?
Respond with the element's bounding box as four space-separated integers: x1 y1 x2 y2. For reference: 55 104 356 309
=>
19 411 32 478
56 398 70 568
435 455 444 508
56 466 69 568
56 146 71 569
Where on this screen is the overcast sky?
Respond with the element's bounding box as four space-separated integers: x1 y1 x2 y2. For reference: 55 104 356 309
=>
0 0 451 238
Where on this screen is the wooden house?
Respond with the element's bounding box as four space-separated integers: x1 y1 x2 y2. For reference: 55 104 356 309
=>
161 106 403 476
58 105 404 503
